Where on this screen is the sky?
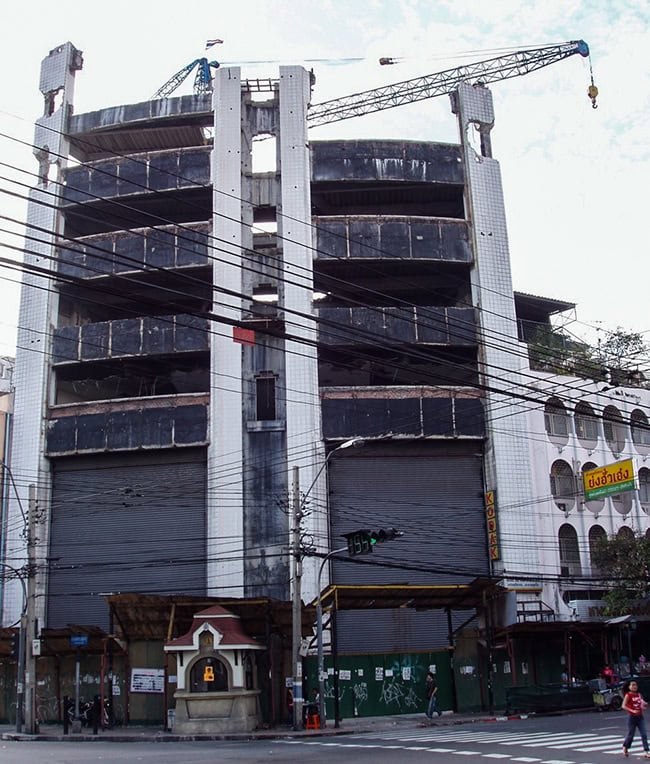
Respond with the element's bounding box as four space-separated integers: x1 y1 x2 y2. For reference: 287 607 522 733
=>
0 0 648 358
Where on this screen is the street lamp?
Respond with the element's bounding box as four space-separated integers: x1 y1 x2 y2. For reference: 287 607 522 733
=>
291 437 364 730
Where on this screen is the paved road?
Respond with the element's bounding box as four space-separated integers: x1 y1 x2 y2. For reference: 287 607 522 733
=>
0 711 640 763
280 712 639 762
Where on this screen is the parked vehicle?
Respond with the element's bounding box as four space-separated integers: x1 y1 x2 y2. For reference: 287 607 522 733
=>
592 676 650 711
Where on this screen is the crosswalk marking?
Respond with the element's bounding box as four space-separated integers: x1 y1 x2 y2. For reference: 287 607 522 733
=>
280 726 636 761
483 755 512 759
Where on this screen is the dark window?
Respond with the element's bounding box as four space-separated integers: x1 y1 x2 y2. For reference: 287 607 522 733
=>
589 524 606 575
256 375 276 420
558 524 581 577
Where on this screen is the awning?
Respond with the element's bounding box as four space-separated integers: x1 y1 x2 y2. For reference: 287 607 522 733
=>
315 577 501 611
104 593 315 645
607 615 634 626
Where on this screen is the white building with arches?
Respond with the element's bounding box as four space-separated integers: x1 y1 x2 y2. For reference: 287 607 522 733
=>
508 363 650 650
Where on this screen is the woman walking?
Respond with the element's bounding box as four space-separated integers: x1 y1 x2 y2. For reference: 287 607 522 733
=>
622 680 650 758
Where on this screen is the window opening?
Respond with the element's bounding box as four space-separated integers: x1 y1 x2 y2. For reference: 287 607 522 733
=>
603 405 626 454
575 402 599 442
256 374 276 421
631 409 650 448
558 524 581 577
588 524 606 575
544 397 569 438
550 460 575 510
639 468 650 507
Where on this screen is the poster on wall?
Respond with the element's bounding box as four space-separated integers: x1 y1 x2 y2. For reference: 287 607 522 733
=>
130 668 165 693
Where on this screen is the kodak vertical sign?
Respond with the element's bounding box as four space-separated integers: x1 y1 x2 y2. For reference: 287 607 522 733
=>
485 490 499 561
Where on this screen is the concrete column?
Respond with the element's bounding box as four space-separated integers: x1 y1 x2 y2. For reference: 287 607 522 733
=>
278 67 324 601
453 82 539 588
209 67 246 596
3 43 81 626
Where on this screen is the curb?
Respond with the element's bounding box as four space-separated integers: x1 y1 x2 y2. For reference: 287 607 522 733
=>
1 709 589 744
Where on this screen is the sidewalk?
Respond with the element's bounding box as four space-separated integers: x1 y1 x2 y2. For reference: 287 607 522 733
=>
0 710 514 743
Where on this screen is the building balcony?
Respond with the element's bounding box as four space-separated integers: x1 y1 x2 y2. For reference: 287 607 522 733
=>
315 215 471 263
318 305 476 346
52 314 209 365
321 386 484 439
62 147 211 206
57 223 210 279
46 394 208 456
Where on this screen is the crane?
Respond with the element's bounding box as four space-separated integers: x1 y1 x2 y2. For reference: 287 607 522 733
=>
152 57 220 99
307 40 597 127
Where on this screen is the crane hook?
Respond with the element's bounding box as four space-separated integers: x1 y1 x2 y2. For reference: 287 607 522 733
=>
588 82 598 109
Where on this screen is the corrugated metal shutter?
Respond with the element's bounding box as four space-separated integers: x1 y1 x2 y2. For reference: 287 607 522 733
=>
48 449 206 630
329 453 486 653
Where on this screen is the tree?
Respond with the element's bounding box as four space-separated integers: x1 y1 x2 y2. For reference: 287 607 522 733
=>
598 328 649 373
591 532 650 615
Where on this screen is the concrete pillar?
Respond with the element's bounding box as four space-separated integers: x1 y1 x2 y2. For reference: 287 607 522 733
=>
278 67 324 601
209 67 247 596
453 82 539 588
3 43 82 626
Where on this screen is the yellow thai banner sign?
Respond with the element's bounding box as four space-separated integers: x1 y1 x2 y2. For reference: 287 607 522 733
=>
485 491 499 561
583 459 636 501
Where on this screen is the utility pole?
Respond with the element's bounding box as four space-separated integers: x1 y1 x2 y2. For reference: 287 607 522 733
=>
24 484 37 734
291 466 303 730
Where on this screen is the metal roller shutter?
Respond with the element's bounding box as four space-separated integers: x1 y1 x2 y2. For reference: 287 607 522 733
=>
48 449 207 630
329 453 487 652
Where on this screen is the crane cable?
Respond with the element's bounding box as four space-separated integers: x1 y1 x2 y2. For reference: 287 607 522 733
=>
587 52 599 108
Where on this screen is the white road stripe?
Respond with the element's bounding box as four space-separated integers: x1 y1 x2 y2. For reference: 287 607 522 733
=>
511 758 542 762
483 755 513 759
453 751 484 756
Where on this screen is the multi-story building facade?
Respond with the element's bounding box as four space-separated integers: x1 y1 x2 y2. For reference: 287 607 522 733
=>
3 42 648 719
0 355 14 613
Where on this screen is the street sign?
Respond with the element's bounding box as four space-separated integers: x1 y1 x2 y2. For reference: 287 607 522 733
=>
70 635 88 647
583 459 636 501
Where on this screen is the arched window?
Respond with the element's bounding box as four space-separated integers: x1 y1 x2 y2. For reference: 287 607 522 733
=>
589 524 607 576
559 524 581 577
190 657 229 693
545 397 570 439
631 409 650 451
550 460 575 511
581 461 604 514
575 401 599 445
639 469 650 510
603 405 626 454
244 655 254 691
612 488 633 515
617 526 634 540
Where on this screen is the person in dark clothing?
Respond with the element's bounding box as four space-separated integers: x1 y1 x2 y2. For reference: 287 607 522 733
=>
425 671 442 719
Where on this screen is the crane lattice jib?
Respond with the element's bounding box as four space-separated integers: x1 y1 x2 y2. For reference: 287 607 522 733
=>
152 59 203 99
307 40 589 127
193 59 214 94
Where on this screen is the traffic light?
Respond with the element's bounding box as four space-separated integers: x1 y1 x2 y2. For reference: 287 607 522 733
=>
10 631 20 657
369 528 402 545
344 530 373 556
343 528 403 556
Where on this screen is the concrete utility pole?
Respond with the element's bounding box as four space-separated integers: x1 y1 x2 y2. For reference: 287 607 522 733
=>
24 484 37 734
291 466 303 730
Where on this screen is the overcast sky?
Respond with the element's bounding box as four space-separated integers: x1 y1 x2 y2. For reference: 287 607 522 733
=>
0 0 647 358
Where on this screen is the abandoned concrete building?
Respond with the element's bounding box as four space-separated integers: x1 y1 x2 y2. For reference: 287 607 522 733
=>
7 41 647 725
